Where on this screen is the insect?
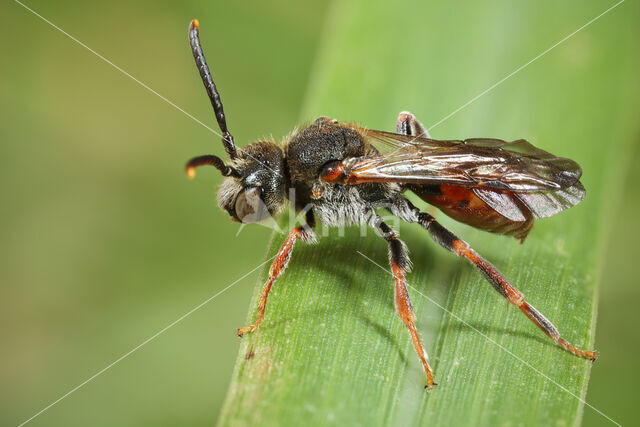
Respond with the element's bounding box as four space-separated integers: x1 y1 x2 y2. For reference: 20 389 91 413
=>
185 19 596 389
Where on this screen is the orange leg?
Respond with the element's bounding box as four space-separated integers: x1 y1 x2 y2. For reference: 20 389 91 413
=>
417 212 596 361
392 258 436 389
237 225 315 337
374 217 436 389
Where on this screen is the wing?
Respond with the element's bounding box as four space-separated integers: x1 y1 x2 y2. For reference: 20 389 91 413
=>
473 182 585 220
345 130 583 192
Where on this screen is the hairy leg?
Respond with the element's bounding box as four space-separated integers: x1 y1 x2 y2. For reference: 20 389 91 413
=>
409 208 596 360
371 216 436 389
396 111 430 139
237 212 316 337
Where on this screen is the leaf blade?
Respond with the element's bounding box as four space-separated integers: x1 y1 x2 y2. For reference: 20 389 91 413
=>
218 1 638 425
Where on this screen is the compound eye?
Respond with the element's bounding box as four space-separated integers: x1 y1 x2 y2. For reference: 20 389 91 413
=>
234 187 270 223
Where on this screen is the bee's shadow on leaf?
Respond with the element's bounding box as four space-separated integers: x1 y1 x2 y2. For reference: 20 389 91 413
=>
276 227 454 366
446 320 549 347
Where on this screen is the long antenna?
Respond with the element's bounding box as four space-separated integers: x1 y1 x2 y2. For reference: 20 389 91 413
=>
188 19 237 159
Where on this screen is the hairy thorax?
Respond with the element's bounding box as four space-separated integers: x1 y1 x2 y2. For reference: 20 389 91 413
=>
284 118 399 226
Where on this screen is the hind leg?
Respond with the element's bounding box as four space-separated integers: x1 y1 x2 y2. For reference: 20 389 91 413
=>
413 209 596 360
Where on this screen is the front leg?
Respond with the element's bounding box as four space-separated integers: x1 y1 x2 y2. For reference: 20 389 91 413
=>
237 212 316 337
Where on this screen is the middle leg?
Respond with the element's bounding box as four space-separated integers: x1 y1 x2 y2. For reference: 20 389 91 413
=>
371 215 436 389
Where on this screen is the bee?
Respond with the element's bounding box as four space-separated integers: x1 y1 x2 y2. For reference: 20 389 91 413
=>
185 19 596 389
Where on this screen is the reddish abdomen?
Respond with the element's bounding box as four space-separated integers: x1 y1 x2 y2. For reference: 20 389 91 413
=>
414 185 533 241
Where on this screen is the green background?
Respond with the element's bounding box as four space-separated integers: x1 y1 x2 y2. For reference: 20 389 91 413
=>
1 1 637 426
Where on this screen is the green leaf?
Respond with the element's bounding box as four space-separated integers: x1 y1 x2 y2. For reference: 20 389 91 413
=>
218 1 638 425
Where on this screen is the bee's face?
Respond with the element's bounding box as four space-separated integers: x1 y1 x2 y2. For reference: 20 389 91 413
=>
217 141 286 223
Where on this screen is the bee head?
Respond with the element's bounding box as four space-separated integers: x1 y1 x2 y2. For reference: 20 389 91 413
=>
186 22 287 224
187 141 287 224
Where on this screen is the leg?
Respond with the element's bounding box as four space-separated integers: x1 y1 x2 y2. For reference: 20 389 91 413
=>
411 209 596 360
237 212 316 337
371 216 436 389
396 111 430 138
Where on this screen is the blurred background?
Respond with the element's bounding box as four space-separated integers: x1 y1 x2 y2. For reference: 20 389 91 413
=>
0 1 637 426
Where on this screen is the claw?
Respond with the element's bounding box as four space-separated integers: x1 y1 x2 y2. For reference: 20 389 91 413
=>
424 381 438 391
237 325 256 338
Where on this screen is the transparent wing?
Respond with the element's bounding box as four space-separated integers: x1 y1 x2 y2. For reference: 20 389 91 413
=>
347 130 583 192
473 182 585 220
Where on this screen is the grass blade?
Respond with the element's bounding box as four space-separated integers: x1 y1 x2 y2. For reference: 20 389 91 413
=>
218 1 638 425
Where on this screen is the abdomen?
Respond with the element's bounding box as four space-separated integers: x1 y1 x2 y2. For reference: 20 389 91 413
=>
412 184 533 242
